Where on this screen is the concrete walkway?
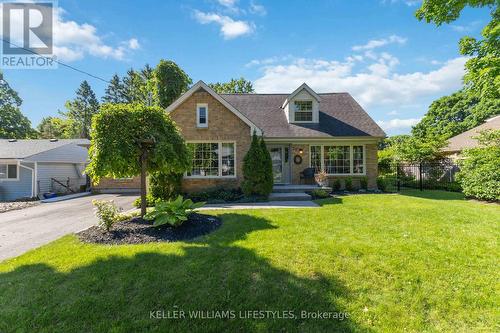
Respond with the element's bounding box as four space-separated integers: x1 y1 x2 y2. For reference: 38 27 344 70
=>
199 200 319 210
0 193 137 262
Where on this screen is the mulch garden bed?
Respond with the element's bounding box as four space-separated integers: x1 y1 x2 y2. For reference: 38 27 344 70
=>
77 213 222 245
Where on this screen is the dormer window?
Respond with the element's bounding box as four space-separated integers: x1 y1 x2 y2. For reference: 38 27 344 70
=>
294 101 313 122
196 103 208 128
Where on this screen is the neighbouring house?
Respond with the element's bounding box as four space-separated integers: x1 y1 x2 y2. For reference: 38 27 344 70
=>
442 115 500 159
0 139 89 201
98 81 386 193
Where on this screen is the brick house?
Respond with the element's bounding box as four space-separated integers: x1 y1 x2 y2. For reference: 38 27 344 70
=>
95 81 385 193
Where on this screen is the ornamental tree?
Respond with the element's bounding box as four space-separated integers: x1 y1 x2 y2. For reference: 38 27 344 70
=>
86 104 191 215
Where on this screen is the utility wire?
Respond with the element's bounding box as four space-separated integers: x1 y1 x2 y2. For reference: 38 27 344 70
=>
1 38 111 84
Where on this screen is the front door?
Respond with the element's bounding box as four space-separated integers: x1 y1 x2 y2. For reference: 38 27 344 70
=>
269 146 290 184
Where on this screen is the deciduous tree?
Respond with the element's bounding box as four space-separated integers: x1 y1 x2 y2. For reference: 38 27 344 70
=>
416 0 499 99
209 77 254 93
154 60 192 108
0 71 35 139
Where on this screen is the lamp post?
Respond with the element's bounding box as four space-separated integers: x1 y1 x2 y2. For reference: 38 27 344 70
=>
139 139 155 217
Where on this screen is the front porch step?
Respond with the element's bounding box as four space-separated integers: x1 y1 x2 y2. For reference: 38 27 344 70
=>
269 192 312 201
273 184 332 193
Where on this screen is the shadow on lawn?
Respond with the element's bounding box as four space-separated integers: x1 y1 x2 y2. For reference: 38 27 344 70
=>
0 213 366 333
315 197 343 207
397 189 465 201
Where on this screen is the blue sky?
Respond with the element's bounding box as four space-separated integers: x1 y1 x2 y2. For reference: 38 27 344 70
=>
1 0 490 135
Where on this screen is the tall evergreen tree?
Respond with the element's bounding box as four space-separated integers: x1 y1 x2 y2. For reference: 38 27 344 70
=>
242 132 273 197
102 74 126 104
258 136 273 195
64 80 99 139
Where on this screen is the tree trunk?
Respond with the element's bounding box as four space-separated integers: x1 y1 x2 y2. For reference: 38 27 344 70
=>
140 150 147 217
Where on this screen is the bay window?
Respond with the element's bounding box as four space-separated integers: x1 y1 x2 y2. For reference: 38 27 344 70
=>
309 145 365 175
186 142 235 177
0 163 18 180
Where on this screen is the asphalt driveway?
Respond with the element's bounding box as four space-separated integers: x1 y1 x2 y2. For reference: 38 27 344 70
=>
0 194 137 261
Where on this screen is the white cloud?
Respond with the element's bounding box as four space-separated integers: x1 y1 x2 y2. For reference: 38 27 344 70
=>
0 5 140 62
127 38 140 50
249 1 267 16
387 110 400 116
253 53 467 109
450 20 482 33
382 0 421 6
193 10 254 39
218 0 237 7
352 35 407 51
376 118 421 131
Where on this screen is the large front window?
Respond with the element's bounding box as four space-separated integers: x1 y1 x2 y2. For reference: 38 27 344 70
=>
294 100 313 121
0 164 18 179
310 145 365 175
187 142 235 177
324 146 350 174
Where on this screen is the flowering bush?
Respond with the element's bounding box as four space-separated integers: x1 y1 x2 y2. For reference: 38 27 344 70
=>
93 200 121 232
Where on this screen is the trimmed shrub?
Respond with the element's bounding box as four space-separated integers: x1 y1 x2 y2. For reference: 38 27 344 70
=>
133 194 158 208
345 177 353 191
457 130 500 201
93 200 121 232
149 171 182 201
187 187 244 203
377 177 387 192
311 189 330 199
242 132 273 197
332 179 341 191
360 176 368 190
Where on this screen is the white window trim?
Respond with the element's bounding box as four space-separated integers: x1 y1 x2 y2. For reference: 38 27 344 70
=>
196 103 208 128
0 161 20 181
309 144 366 176
184 141 237 179
293 100 315 123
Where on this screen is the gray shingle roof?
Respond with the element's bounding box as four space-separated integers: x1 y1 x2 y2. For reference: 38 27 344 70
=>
442 115 500 152
219 93 386 138
0 139 90 159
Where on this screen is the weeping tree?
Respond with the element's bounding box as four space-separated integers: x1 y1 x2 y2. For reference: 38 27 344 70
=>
86 104 191 216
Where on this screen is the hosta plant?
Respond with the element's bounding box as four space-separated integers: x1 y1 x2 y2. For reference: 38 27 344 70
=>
144 195 205 227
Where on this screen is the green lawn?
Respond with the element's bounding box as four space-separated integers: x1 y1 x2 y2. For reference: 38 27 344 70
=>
1 191 499 332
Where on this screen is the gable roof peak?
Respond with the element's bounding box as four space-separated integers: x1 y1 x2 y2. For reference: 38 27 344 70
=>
165 80 262 135
282 83 321 108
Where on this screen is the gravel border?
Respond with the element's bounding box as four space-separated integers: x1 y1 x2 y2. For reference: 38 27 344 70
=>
77 213 222 245
0 201 40 214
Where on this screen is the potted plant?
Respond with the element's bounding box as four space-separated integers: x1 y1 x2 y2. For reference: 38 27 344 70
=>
314 170 329 187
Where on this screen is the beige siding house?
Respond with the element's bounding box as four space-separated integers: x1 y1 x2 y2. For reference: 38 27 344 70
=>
442 115 500 159
97 81 386 193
